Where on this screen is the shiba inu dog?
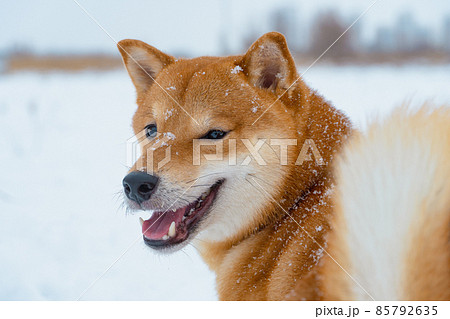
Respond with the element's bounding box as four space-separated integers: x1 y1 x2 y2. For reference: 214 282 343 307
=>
118 32 450 300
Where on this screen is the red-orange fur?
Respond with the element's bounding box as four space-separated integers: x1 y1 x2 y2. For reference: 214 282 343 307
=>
118 33 449 300
319 107 450 301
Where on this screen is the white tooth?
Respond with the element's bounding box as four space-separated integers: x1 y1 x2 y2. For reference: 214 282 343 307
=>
196 202 201 208
172 208 177 212
168 221 176 237
162 235 169 240
182 216 186 221
139 217 144 226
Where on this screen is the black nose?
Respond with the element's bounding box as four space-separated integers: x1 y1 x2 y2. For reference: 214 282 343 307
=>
122 171 159 203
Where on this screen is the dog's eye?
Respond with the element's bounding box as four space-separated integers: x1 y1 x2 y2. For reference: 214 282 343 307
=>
145 124 157 138
201 129 227 140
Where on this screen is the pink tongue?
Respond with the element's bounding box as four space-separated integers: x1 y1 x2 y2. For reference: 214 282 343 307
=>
142 207 186 240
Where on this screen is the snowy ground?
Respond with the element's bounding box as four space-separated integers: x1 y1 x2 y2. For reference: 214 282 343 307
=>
1 65 450 300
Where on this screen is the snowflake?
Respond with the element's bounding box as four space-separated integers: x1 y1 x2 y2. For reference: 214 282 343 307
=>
231 65 243 74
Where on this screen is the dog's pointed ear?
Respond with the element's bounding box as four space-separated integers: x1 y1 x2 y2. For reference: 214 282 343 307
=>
240 32 297 91
117 39 175 95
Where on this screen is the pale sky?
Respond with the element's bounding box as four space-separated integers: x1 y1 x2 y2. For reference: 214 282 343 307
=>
2 0 450 56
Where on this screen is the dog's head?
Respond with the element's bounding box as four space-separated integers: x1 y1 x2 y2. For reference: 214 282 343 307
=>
119 32 315 251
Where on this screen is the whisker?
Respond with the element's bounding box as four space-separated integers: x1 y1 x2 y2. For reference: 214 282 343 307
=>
179 248 192 260
183 171 226 184
247 173 272 187
189 184 213 188
192 237 208 244
188 242 200 253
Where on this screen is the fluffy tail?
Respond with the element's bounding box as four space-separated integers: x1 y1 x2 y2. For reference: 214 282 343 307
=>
322 104 450 300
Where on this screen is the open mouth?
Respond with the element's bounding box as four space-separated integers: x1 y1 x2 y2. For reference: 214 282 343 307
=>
140 180 223 249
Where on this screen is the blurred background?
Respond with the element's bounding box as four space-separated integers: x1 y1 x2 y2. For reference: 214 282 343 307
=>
2 0 450 71
1 0 450 300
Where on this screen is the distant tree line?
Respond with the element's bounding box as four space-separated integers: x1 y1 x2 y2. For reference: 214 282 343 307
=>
243 7 450 63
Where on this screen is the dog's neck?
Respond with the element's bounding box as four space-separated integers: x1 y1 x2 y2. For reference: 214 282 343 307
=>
278 82 353 216
197 82 352 299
